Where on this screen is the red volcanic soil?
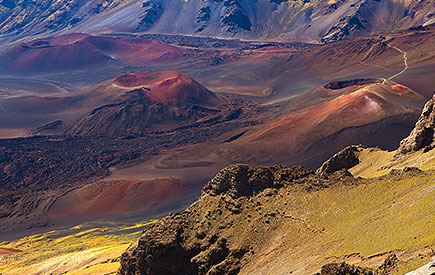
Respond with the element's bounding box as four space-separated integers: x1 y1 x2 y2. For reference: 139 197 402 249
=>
391 84 412 96
248 89 386 143
0 33 184 72
0 248 22 255
113 71 218 106
49 178 192 218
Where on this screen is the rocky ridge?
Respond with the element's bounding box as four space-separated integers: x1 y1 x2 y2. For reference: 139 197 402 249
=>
118 164 358 275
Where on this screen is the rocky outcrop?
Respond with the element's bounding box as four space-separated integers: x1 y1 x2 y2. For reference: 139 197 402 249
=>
317 254 399 275
137 1 164 31
202 164 313 198
118 211 246 275
316 262 373 275
118 164 356 275
220 0 252 33
32 120 63 135
316 145 363 175
396 93 435 156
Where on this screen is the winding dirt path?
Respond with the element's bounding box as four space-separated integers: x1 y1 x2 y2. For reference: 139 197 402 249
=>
359 38 409 84
388 45 408 81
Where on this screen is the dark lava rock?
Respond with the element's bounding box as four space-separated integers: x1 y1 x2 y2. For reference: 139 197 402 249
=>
202 164 313 198
118 219 200 275
396 93 435 156
377 254 399 274
118 214 247 275
138 2 164 31
221 1 252 32
324 78 379 90
316 262 373 275
316 145 362 175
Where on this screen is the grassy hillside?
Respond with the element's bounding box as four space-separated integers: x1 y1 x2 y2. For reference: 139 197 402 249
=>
350 147 435 178
0 220 155 275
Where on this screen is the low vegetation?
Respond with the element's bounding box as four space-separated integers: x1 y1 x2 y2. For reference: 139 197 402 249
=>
0 220 155 275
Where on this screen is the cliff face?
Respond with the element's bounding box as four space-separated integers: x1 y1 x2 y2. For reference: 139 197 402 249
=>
396 93 435 156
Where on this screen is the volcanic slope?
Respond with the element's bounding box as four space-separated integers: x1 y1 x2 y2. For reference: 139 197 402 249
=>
150 79 426 170
0 33 184 73
66 71 224 136
118 93 435 275
349 92 435 178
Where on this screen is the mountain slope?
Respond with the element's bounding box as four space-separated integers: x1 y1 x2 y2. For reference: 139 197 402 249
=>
118 163 435 275
1 0 434 44
50 0 435 42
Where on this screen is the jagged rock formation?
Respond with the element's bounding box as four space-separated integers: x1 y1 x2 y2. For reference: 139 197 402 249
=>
316 145 363 175
32 120 63 135
396 93 435 156
118 164 358 275
203 164 313 198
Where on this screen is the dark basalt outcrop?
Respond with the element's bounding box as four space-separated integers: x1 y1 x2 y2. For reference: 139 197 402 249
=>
220 0 252 32
323 79 379 90
138 1 164 31
396 93 435 156
316 145 363 175
317 254 399 275
32 120 63 135
203 164 313 198
322 13 369 43
316 262 373 275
